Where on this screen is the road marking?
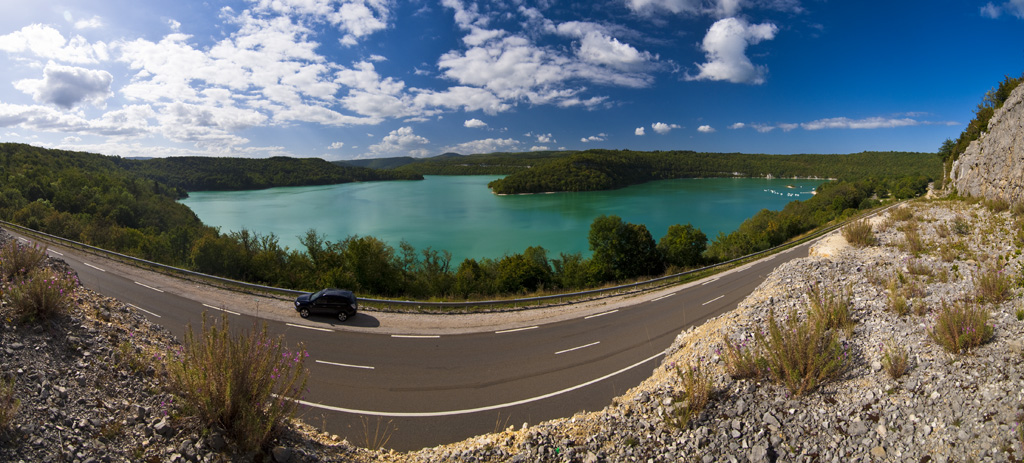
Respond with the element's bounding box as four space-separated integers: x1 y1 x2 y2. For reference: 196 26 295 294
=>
585 309 618 319
48 250 63 256
18 238 28 243
391 334 440 339
316 360 374 370
702 295 725 306
495 326 538 334
127 303 161 318
290 350 666 417
650 292 676 302
135 281 164 293
701 277 719 286
287 323 333 332
203 303 240 316
83 262 106 272
555 341 600 355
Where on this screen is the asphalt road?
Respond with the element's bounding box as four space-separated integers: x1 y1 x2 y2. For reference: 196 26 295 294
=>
6 229 811 451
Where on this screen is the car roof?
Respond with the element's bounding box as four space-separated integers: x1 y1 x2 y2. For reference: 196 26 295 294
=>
322 288 355 297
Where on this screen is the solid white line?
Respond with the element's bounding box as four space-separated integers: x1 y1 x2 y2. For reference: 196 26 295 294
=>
134 281 164 293
701 277 719 286
17 238 28 243
48 250 63 256
83 262 106 272
650 292 676 302
585 309 618 319
316 360 374 370
290 350 666 417
495 326 538 334
555 341 600 355
203 303 240 316
702 295 725 306
391 334 440 339
287 323 333 332
127 303 161 318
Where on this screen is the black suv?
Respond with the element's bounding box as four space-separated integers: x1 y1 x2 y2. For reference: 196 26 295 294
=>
294 289 358 322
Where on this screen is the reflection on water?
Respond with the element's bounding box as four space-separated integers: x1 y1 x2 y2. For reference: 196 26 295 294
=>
180 176 824 263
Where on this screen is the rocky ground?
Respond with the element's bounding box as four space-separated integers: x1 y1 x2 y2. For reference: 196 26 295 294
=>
3 196 1024 462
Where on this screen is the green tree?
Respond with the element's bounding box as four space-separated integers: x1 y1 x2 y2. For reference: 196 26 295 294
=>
658 224 707 269
588 215 664 281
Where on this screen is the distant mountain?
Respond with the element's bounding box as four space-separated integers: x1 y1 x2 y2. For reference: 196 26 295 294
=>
334 156 418 170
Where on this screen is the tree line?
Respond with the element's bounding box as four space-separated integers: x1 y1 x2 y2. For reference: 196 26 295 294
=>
0 143 929 302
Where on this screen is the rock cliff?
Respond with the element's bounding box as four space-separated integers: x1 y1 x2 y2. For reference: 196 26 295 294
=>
951 82 1024 201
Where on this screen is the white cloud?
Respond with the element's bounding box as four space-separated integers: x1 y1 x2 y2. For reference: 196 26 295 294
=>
687 18 777 85
0 102 154 139
534 132 554 143
652 122 680 134
625 0 702 15
530 145 549 151
729 122 745 129
982 0 1024 18
464 118 487 128
751 123 774 133
14 63 113 109
697 124 715 133
982 2 1002 18
74 16 104 30
443 137 520 154
778 123 798 131
168 19 182 31
413 86 510 115
635 127 645 136
800 116 920 130
251 0 393 46
367 126 430 157
0 24 109 64
575 31 654 71
581 133 606 142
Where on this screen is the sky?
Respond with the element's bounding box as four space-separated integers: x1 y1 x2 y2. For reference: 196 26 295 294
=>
0 1 1022 161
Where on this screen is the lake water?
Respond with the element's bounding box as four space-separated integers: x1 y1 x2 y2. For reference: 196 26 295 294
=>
179 176 824 263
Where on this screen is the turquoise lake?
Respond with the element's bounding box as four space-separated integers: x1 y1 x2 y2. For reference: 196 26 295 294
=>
179 176 825 264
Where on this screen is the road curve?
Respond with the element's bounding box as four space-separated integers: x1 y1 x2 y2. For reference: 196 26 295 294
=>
4 229 812 451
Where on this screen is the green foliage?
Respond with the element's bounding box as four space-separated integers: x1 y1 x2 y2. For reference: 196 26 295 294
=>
668 364 713 429
722 335 768 379
7 268 77 322
588 215 664 281
929 301 994 354
167 314 309 453
658 223 707 269
0 377 17 435
942 73 1024 171
488 150 941 194
808 284 855 337
0 240 47 281
841 219 876 247
975 265 1013 304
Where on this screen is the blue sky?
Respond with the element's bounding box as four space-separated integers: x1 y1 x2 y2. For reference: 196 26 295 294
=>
0 0 1021 160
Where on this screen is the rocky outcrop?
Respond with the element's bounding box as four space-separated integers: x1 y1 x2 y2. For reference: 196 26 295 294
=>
951 82 1024 201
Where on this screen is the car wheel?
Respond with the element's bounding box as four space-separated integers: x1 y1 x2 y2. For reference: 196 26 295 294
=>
299 308 310 318
337 312 348 322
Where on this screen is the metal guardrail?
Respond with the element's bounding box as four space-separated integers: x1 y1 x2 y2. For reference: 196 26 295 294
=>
0 203 895 310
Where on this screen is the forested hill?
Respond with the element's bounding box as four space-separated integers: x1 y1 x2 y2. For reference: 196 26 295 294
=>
117 155 422 194
487 150 942 194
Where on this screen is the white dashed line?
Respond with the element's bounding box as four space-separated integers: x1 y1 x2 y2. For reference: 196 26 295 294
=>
316 360 375 370
286 323 333 332
701 277 719 285
83 262 105 272
650 292 676 302
584 309 618 319
702 295 725 306
48 250 63 256
127 303 161 318
134 281 164 293
390 334 440 339
555 341 600 355
203 303 239 315
495 326 538 334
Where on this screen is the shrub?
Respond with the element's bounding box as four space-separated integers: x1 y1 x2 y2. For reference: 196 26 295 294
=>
984 198 1010 213
808 284 855 337
722 336 767 379
760 310 849 396
880 341 910 379
887 277 911 317
7 268 76 321
668 364 713 429
929 301 994 354
890 207 914 222
0 240 47 281
0 377 17 435
1012 202 1024 217
906 258 932 276
952 216 971 235
841 220 876 247
900 224 927 255
975 266 1013 304
167 314 309 453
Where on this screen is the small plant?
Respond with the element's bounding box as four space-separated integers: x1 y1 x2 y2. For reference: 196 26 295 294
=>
808 284 855 337
668 364 713 429
887 277 910 317
721 336 767 379
0 377 18 434
984 198 1010 213
7 268 77 322
1016 411 1024 444
952 216 971 235
929 301 994 354
900 224 927 255
167 314 310 453
891 207 914 222
0 240 47 281
1012 202 1024 216
906 258 933 276
360 416 397 451
975 266 1013 304
841 220 876 247
1016 308 1024 321
880 341 910 379
934 222 951 239
759 309 849 397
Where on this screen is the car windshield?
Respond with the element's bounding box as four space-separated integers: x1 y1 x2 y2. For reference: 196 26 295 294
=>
310 289 326 301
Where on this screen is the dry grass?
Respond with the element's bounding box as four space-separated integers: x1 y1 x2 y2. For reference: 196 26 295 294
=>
929 301 994 354
841 220 876 247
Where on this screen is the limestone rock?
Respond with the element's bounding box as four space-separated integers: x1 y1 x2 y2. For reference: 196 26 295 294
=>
951 81 1024 201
